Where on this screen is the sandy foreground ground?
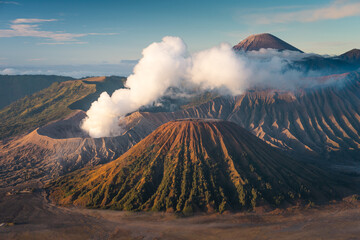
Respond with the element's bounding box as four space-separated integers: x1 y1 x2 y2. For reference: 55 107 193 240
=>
0 189 359 240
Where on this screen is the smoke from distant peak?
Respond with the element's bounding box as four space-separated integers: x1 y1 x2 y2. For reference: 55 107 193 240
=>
81 36 318 138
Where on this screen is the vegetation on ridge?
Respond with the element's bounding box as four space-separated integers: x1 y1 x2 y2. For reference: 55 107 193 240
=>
0 75 73 109
49 120 344 213
0 81 95 139
0 76 125 140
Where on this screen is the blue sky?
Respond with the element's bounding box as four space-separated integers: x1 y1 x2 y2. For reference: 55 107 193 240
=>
1 0 360 76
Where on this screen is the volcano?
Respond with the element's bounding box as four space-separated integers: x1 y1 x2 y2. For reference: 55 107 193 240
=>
49 119 341 213
339 49 360 64
233 33 303 52
3 73 360 187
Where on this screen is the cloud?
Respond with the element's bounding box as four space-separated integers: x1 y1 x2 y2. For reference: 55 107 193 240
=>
0 23 86 41
0 62 137 78
0 68 16 75
27 58 46 61
81 36 319 138
88 33 118 36
38 41 88 45
12 18 57 24
252 0 360 24
0 19 117 43
0 1 20 5
81 36 190 137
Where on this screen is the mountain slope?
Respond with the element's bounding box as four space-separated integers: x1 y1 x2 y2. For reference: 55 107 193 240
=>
49 120 341 213
339 49 360 64
2 72 359 187
0 75 73 109
233 33 303 52
233 34 358 74
293 55 356 74
0 110 142 187
69 76 126 111
2 73 360 187
122 72 360 156
0 76 125 140
0 80 94 140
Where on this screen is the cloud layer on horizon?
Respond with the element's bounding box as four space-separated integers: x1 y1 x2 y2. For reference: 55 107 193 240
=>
251 0 360 24
12 18 57 24
0 62 137 78
0 1 19 5
0 18 116 43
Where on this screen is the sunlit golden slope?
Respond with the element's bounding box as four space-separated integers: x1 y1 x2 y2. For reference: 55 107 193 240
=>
49 120 342 213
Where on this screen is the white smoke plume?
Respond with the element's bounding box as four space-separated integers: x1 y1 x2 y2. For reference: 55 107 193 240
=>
82 37 190 137
190 43 251 95
81 36 316 138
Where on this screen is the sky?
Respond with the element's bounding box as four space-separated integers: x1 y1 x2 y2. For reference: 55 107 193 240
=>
0 0 360 77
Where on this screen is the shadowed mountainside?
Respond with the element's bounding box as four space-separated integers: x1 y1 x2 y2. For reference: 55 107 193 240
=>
339 49 360 64
0 76 125 140
0 75 73 109
48 120 346 213
293 55 358 74
69 76 126 111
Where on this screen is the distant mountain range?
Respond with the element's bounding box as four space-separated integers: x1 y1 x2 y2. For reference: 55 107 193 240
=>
233 33 360 74
0 75 73 109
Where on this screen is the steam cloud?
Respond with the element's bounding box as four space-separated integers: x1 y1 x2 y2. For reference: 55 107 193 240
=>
81 36 316 138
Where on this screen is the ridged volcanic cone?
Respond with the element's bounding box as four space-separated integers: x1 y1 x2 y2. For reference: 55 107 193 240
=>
49 119 340 213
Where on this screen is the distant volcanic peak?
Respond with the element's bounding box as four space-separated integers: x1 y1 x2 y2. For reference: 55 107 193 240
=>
50 119 338 213
339 48 360 63
342 48 360 55
233 33 303 53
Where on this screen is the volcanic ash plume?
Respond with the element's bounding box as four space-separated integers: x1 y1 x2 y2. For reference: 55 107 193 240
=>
81 37 190 138
81 36 310 138
190 43 250 95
